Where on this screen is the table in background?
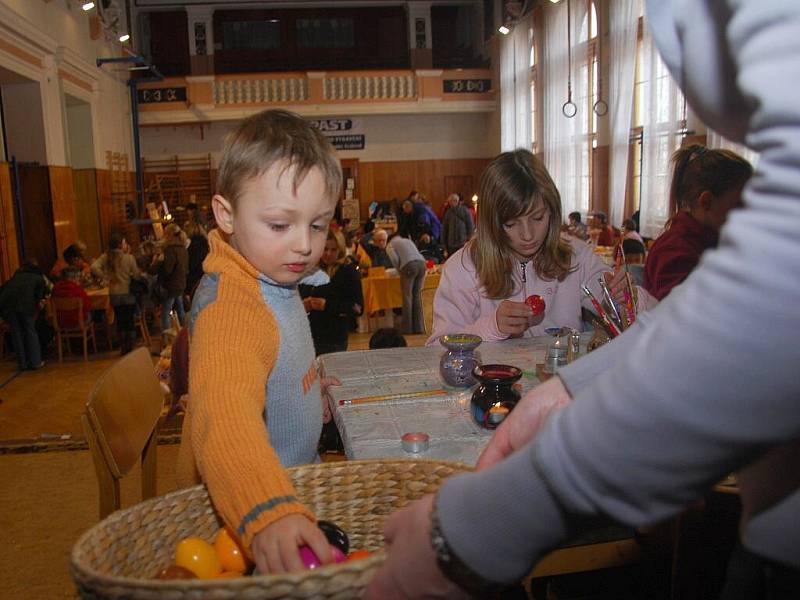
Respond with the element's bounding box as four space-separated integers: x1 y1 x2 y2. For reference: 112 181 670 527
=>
86 287 114 324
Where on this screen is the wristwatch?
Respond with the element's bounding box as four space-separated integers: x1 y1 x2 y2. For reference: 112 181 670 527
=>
429 495 503 598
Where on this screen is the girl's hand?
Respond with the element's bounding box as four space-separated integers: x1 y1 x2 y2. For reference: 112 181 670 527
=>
495 300 545 336
250 514 332 574
603 271 630 306
310 297 326 311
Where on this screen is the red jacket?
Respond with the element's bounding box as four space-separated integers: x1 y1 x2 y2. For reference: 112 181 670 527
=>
643 211 719 300
52 280 91 327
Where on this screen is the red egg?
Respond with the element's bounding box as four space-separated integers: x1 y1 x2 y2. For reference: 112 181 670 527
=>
426 259 435 270
525 294 546 316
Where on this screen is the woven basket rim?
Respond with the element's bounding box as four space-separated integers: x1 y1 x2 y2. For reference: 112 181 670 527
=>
71 458 471 591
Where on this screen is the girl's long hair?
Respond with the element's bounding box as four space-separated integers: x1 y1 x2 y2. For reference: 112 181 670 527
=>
322 229 348 278
469 149 573 299
670 145 753 211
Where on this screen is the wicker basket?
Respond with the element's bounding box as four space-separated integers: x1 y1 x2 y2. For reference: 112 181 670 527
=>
71 459 470 599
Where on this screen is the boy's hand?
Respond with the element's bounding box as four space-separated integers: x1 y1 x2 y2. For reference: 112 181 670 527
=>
251 514 332 574
310 297 326 311
495 300 544 336
320 376 341 423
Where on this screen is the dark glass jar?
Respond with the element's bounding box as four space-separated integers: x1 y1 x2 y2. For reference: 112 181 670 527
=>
470 364 522 429
438 334 482 387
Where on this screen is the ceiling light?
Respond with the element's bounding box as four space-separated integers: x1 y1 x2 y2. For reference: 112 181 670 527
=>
82 2 95 10
119 33 130 43
498 25 511 35
549 0 562 3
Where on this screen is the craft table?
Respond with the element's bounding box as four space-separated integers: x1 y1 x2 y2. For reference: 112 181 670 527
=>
321 335 586 464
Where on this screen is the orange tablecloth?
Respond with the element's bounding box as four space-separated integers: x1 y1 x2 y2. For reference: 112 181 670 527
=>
87 287 114 324
361 272 441 315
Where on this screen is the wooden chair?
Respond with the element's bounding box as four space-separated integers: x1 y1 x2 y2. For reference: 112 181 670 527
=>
51 297 98 362
421 286 436 335
82 347 166 519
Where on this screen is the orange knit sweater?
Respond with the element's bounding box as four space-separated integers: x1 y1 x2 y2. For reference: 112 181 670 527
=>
177 231 315 549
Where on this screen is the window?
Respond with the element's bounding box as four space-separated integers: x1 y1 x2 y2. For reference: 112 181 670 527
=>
222 20 281 51
296 18 355 49
529 26 538 153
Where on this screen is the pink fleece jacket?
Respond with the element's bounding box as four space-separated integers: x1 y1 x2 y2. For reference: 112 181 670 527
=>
426 240 611 345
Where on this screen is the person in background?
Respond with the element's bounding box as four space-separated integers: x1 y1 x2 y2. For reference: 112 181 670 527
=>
419 194 442 242
387 232 427 335
398 195 426 241
369 327 408 349
183 217 210 301
427 150 612 345
92 232 141 355
567 211 589 241
344 229 372 271
152 223 189 332
51 266 91 328
621 218 645 246
364 2 800 598
416 232 445 265
644 145 752 301
441 193 475 258
50 242 90 281
365 228 394 269
300 229 363 356
0 261 48 371
177 109 341 574
591 211 616 246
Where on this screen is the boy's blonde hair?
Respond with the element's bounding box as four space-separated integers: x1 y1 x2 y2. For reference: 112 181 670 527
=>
470 149 573 299
217 109 342 207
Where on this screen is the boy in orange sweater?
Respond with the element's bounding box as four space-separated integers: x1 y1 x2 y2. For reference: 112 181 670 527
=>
177 109 342 573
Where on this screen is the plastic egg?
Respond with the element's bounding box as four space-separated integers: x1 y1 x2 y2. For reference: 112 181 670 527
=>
317 520 350 555
214 526 251 574
175 537 222 579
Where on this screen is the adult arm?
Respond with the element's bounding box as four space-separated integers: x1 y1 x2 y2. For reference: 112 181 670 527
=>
435 0 800 582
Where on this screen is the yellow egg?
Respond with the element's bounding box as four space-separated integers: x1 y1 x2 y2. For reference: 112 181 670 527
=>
214 526 251 574
175 537 222 579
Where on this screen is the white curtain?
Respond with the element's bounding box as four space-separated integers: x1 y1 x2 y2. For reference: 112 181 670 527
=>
542 0 589 219
607 0 639 229
638 16 684 238
499 13 532 151
707 129 760 168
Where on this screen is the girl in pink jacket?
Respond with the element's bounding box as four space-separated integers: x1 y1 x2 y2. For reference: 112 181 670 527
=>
427 150 610 345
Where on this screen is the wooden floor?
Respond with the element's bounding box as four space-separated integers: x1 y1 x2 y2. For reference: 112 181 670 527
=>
0 331 428 599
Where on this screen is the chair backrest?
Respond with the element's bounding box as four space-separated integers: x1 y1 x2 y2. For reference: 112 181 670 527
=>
85 347 164 478
52 296 86 329
421 286 436 334
367 266 386 278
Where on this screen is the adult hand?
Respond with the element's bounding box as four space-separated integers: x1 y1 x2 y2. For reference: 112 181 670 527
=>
476 376 571 471
250 514 332 575
320 375 341 423
302 297 314 313
363 494 469 600
495 300 545 336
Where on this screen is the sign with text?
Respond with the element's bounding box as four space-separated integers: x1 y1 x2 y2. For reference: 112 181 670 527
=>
308 118 362 134
137 87 187 104
329 134 365 150
443 79 492 94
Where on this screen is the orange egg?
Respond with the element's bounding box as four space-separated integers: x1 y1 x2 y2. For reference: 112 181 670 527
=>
214 526 251 574
153 564 197 580
214 571 241 579
175 537 222 579
347 549 372 561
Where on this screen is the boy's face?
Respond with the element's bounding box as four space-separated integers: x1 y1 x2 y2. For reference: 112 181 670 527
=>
213 163 335 285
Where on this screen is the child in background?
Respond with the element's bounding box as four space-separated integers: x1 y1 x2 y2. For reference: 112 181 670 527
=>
176 109 341 574
368 327 408 349
427 149 611 344
51 266 92 328
643 146 752 301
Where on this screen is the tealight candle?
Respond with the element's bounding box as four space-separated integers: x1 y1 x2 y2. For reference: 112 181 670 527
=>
401 432 430 453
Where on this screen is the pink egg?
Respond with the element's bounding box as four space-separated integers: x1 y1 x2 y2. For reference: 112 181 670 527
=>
298 545 346 569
